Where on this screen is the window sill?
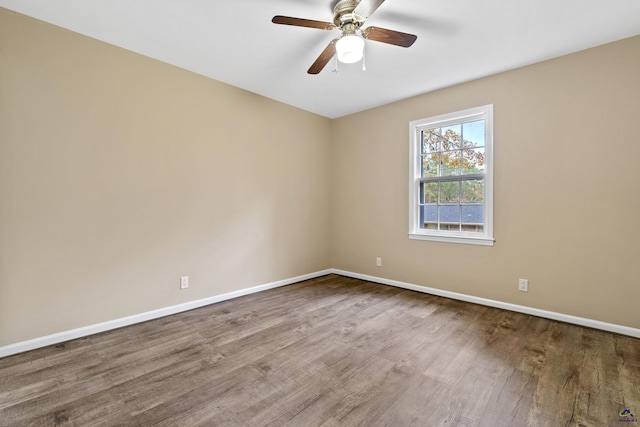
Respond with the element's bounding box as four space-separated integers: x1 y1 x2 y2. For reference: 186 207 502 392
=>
408 232 494 246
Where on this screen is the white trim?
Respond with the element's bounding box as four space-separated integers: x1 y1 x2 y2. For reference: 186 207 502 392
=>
330 269 640 339
408 233 495 246
4 267 638 358
0 270 332 358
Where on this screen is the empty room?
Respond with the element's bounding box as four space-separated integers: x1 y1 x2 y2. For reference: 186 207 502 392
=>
1 1 639 426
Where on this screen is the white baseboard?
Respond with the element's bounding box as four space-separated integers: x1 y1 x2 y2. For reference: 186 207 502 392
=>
0 269 333 358
3 268 637 359
330 269 640 339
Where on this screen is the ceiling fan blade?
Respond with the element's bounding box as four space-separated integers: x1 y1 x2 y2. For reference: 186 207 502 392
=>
353 0 386 19
362 26 417 47
308 39 339 74
272 15 335 30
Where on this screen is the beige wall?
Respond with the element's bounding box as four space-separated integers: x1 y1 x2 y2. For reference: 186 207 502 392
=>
2 7 639 348
331 35 640 329
0 9 332 346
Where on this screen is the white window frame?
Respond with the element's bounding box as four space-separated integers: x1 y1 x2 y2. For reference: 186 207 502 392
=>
408 105 494 246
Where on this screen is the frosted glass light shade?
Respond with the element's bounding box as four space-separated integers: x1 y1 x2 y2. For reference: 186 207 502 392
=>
336 35 364 63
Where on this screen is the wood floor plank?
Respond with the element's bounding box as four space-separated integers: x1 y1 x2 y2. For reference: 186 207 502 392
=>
1 274 639 426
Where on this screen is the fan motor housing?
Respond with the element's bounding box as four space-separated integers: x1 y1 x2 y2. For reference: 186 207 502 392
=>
333 0 360 26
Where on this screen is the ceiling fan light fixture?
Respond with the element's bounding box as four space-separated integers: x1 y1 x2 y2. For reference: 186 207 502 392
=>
336 34 364 63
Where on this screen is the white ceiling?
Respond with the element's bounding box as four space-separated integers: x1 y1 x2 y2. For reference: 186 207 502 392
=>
2 0 640 118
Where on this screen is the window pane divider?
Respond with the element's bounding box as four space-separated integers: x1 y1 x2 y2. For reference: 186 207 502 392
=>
418 173 485 184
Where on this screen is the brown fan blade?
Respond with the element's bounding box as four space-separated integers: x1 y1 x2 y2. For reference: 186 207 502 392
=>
362 26 417 47
308 39 338 74
353 0 386 19
272 15 335 30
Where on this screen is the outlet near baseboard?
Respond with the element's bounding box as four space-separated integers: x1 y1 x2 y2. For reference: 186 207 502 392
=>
518 278 528 292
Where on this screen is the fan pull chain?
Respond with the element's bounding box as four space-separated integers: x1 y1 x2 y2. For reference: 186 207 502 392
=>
333 55 339 73
362 45 366 71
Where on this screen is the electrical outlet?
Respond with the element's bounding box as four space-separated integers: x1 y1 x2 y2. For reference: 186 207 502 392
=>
376 257 382 267
180 276 189 289
518 278 528 292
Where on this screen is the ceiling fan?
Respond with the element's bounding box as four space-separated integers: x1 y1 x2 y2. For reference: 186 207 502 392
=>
272 0 417 74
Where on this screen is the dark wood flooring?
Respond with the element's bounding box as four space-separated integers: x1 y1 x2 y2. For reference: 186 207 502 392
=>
1 274 639 426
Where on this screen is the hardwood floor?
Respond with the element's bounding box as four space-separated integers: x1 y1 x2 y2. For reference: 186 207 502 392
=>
1 274 639 426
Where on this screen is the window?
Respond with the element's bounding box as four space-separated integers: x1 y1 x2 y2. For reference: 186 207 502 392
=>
409 105 494 246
